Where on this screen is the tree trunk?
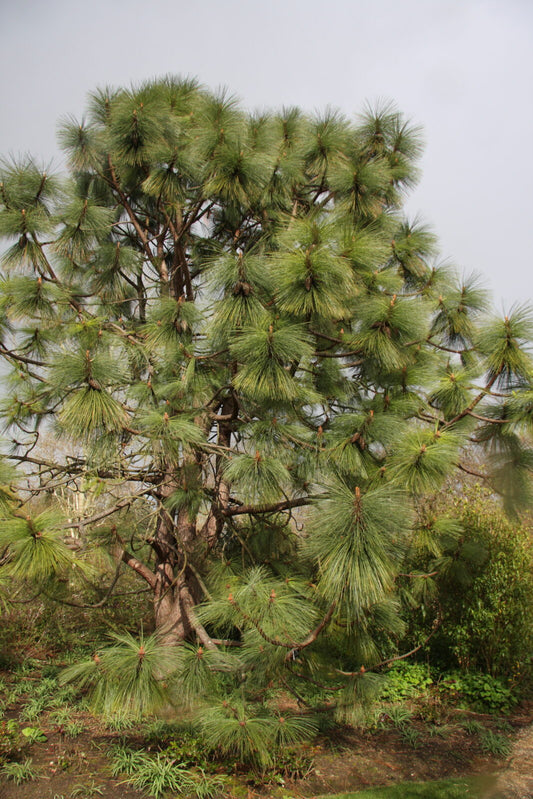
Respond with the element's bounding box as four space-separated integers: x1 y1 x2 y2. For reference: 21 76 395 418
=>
153 573 194 643
151 474 203 643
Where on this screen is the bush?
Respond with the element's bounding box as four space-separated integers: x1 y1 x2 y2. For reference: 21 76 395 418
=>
408 488 533 682
380 661 433 702
440 672 516 714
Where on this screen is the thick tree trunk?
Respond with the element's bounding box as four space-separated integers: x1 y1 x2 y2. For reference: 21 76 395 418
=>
153 573 194 642
150 471 204 644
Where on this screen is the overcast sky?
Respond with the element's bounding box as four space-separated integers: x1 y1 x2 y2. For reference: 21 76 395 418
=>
1 0 531 311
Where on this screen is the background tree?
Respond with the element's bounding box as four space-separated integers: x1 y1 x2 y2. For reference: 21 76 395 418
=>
0 77 532 728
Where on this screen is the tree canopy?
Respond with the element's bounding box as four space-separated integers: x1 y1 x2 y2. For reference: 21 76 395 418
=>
0 76 532 730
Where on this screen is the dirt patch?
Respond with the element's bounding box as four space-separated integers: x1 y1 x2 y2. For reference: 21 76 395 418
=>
283 724 506 798
0 725 147 799
487 721 533 799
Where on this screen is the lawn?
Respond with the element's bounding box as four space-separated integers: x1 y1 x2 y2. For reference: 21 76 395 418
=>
319 776 492 798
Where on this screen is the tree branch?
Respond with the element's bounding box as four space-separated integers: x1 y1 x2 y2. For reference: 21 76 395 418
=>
222 496 314 517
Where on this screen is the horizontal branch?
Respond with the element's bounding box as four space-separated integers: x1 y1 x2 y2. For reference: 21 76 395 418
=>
222 496 314 517
336 611 443 677
61 490 153 530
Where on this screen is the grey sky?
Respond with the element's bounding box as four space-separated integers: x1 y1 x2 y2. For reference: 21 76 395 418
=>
1 0 531 310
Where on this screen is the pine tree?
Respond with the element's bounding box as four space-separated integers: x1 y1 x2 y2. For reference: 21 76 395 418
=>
0 78 532 728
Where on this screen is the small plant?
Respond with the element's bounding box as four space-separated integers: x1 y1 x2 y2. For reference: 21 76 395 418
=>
35 676 59 697
21 725 47 743
272 747 315 781
49 752 73 772
1 757 39 784
5 684 25 705
109 746 147 777
0 718 22 759
50 707 73 725
162 731 212 771
462 719 483 736
70 780 105 798
382 706 414 729
19 696 46 721
495 718 514 733
103 713 136 732
417 693 449 725
427 722 453 738
119 753 197 797
64 721 84 738
111 745 226 798
479 730 512 757
400 726 421 749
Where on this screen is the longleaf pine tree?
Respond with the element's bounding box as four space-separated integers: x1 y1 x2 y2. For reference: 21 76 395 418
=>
1 77 532 729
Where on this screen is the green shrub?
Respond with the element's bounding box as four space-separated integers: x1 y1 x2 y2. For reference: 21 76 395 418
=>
440 672 516 714
380 661 433 701
407 488 533 683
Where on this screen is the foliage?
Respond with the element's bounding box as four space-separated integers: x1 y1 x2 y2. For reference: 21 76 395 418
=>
478 729 512 757
0 756 39 784
0 76 532 738
0 718 22 761
379 706 414 729
406 488 533 682
113 749 226 798
20 725 47 743
400 726 421 749
60 630 176 717
70 782 105 798
440 672 516 714
380 662 433 702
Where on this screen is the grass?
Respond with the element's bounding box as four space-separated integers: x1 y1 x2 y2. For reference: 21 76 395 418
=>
0 757 39 784
317 777 492 798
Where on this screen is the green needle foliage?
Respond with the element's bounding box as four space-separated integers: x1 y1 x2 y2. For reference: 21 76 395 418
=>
60 631 176 717
0 509 74 581
0 76 532 746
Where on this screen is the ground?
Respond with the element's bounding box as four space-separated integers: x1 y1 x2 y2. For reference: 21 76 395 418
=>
1 695 532 799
